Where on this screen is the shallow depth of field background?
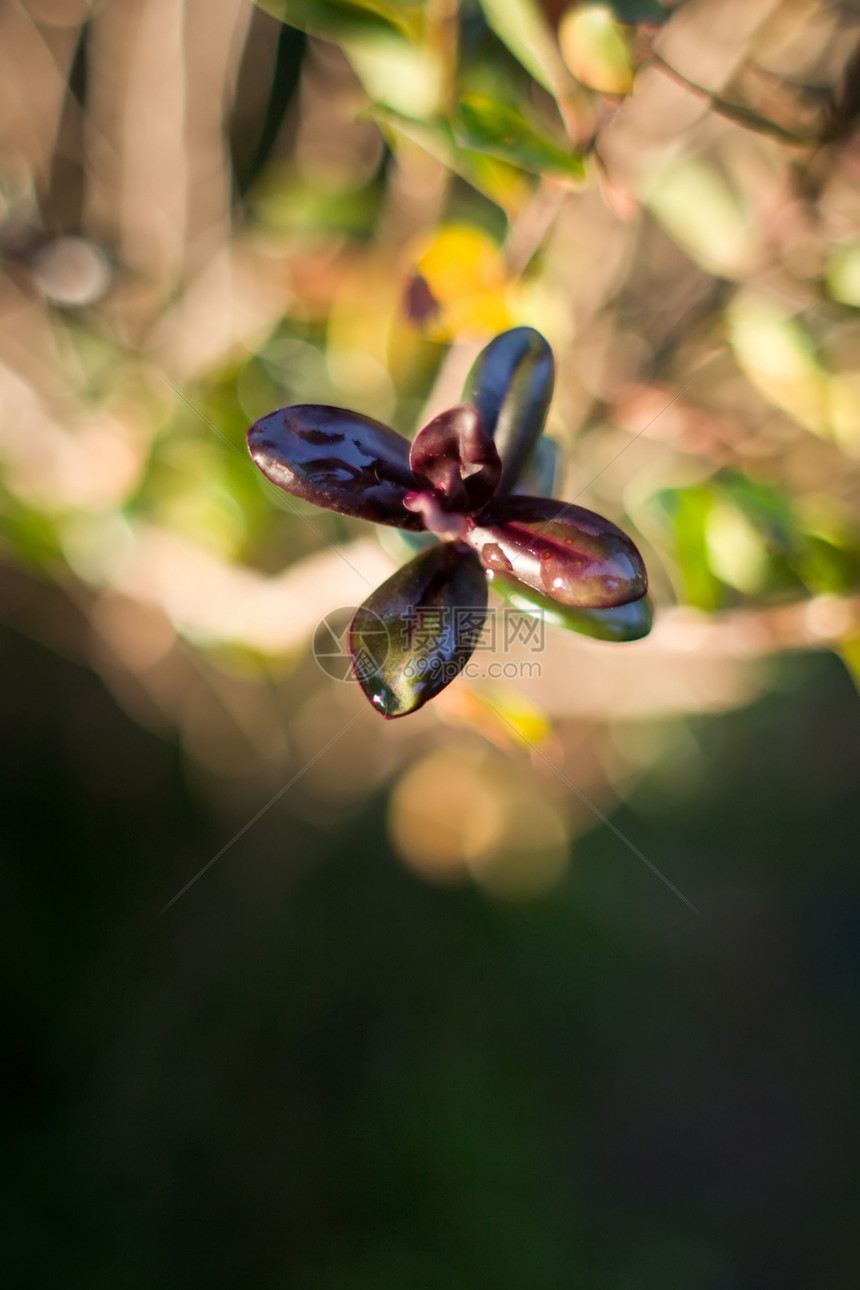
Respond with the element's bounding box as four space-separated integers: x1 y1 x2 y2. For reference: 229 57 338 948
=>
2 1 860 1285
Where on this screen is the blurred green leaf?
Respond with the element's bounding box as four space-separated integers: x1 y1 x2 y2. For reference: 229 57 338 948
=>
798 534 860 596
346 30 443 116
0 498 62 568
254 0 439 116
714 471 857 599
705 500 769 595
837 634 860 689
253 0 425 43
720 472 797 553
477 0 569 99
369 105 531 211
454 96 585 180
652 487 725 611
649 473 860 606
253 172 383 238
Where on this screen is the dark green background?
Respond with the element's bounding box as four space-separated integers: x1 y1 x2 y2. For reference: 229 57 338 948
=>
3 588 859 1289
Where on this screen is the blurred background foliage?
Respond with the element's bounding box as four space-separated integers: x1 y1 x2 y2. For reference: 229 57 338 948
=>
2 0 860 1286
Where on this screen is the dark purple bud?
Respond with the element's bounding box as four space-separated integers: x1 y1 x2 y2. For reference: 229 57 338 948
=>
409 403 501 513
349 542 488 719
466 495 647 608
247 404 423 529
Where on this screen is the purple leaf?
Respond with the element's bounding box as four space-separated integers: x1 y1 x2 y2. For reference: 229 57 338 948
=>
349 542 488 718
462 327 554 492
247 404 423 529
409 403 501 513
466 495 648 608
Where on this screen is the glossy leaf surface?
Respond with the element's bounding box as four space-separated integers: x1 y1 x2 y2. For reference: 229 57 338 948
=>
491 573 654 641
462 327 554 492
349 543 488 718
409 403 501 512
247 403 423 529
467 495 647 608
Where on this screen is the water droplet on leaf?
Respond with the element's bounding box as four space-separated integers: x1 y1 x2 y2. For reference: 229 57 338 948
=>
481 542 513 572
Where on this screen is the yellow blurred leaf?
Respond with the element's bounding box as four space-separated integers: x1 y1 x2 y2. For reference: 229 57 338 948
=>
408 224 514 340
416 224 502 301
477 681 553 747
435 679 553 751
559 4 634 96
